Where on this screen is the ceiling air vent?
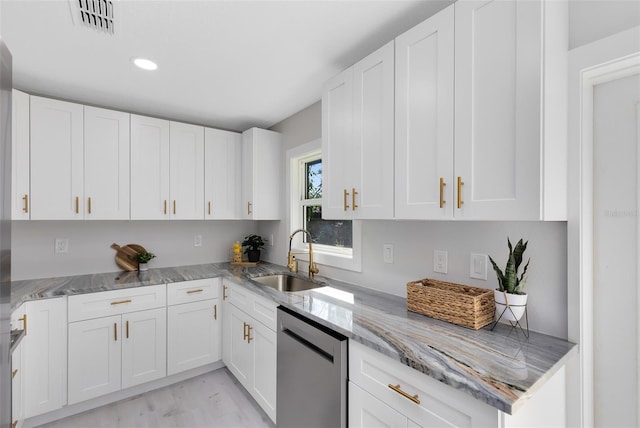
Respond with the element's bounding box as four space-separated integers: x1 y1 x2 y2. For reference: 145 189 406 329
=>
69 0 115 34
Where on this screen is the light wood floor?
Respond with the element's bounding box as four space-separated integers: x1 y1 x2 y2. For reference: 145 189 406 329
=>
38 368 275 428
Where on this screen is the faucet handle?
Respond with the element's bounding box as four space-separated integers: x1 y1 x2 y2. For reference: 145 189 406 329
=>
309 262 319 276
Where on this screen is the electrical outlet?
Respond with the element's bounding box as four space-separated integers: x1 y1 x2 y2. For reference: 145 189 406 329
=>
433 250 448 274
194 235 202 247
55 238 69 254
470 253 488 280
383 244 394 264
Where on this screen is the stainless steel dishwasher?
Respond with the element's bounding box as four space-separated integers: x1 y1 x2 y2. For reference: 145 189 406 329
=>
277 306 348 428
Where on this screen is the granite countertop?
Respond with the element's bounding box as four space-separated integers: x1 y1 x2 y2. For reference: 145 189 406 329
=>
10 262 577 415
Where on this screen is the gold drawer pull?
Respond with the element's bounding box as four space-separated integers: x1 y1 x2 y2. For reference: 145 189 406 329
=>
343 189 350 211
388 384 420 405
164 200 167 215
126 320 129 339
88 196 92 214
247 201 252 215
246 324 253 343
223 285 228 300
173 200 176 215
22 194 29 213
18 314 27 336
111 299 132 305
243 322 249 341
186 289 204 294
208 201 211 215
439 177 446 208
114 323 118 341
75 196 80 214
12 369 18 379
213 304 217 320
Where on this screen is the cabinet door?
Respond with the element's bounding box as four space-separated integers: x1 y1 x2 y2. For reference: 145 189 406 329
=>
395 6 455 220
121 307 167 388
225 304 252 386
167 299 220 375
23 298 67 418
170 122 204 219
68 315 121 404
454 0 541 219
84 106 130 219
12 89 30 220
130 114 170 219
250 320 277 423
12 340 24 428
321 68 353 220
241 128 283 220
349 382 409 428
30 96 84 220
204 128 242 219
352 41 395 219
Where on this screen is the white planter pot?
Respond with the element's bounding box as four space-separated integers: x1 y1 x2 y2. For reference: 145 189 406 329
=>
138 262 148 272
494 290 527 322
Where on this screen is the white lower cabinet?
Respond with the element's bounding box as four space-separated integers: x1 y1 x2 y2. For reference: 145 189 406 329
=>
167 278 221 375
12 339 24 428
222 281 277 423
67 285 167 405
349 340 497 428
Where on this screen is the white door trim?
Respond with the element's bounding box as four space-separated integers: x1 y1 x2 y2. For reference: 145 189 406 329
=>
567 26 640 427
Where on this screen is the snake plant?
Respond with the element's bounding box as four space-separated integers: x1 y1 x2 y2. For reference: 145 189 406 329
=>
489 238 529 295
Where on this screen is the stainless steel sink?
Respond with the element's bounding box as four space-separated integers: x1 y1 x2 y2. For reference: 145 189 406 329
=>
251 273 325 292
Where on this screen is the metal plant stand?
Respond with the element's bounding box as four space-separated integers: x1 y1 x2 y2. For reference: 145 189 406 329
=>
490 304 529 339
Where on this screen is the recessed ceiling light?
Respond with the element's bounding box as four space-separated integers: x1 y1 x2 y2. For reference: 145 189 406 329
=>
132 58 158 71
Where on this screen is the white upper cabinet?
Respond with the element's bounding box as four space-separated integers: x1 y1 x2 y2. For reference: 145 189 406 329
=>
454 0 567 220
12 89 30 220
242 128 283 220
84 106 130 220
204 128 242 219
322 41 395 220
395 6 454 220
169 121 205 220
30 96 84 220
130 114 170 220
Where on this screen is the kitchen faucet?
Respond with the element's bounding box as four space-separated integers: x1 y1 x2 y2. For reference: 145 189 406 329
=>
287 229 319 278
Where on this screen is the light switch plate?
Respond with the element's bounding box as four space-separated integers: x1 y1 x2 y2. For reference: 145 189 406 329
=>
433 250 447 274
470 253 488 280
55 238 69 253
383 244 394 264
194 235 202 247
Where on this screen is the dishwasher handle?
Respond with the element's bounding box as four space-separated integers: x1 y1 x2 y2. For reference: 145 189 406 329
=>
281 326 334 363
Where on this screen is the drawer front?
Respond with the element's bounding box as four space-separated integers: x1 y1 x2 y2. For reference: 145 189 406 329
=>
11 303 26 331
167 278 220 305
223 280 251 314
250 292 277 331
68 284 166 322
349 340 495 427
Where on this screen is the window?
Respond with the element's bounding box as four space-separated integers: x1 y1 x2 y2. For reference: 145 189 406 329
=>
289 140 361 272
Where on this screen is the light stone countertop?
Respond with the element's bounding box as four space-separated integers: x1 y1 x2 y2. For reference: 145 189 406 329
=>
10 262 576 415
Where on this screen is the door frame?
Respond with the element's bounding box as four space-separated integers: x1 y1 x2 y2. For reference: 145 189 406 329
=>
567 26 640 427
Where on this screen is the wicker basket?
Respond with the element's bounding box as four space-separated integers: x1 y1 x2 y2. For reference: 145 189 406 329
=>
407 278 495 330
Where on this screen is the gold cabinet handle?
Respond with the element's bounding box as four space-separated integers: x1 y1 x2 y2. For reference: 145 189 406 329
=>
75 196 79 214
208 201 211 215
87 196 92 214
352 188 358 211
214 304 217 320
457 176 464 209
110 299 132 305
22 194 28 213
388 384 420 405
173 200 176 215
13 421 18 428
223 285 228 300
243 322 249 341
18 314 27 336
126 320 129 339
164 200 167 215
343 189 350 211
114 323 118 341
186 289 203 294
246 324 253 343
12 369 18 379
439 178 446 208
247 201 252 216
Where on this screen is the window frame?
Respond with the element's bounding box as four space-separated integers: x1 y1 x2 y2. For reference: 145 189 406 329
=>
287 139 362 272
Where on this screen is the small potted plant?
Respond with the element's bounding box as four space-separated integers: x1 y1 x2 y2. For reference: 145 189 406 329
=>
135 251 156 272
489 238 529 322
241 234 265 263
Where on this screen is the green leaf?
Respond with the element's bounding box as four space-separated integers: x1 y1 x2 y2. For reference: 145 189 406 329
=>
489 256 506 291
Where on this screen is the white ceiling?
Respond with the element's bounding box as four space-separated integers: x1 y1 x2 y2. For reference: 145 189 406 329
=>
1 0 454 132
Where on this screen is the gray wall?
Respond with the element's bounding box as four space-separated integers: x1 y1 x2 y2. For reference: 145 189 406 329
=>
12 220 257 280
569 0 640 49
